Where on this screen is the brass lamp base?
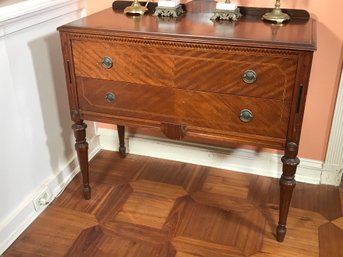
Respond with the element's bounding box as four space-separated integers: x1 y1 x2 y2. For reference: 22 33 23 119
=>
262 7 290 23
153 5 184 17
124 1 148 15
211 8 242 21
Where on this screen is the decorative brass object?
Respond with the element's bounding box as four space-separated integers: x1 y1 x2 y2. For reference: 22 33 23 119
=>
262 0 290 23
153 4 184 17
124 0 148 15
242 70 257 84
101 56 113 69
211 0 241 21
239 109 253 122
105 92 116 103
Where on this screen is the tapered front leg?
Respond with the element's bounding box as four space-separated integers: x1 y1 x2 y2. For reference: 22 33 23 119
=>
277 142 299 242
117 125 126 158
73 121 91 199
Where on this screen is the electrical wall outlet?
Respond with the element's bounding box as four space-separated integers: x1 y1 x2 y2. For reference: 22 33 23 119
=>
32 186 52 212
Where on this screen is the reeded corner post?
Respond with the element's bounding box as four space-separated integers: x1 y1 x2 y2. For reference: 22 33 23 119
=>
277 141 299 242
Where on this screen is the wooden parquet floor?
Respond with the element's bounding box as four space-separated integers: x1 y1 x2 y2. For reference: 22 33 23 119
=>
4 150 343 257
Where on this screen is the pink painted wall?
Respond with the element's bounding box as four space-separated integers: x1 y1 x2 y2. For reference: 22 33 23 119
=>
86 0 343 161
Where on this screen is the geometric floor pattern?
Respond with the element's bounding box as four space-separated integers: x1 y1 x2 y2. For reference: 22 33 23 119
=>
3 150 343 257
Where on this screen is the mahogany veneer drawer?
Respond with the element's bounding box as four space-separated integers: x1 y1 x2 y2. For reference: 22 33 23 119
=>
72 40 298 100
77 77 291 139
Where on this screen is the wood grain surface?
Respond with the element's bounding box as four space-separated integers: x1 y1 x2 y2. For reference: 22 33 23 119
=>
77 77 291 139
3 151 342 257
58 5 316 51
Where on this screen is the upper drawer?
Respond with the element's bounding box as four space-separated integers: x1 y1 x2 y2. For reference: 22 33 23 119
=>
72 39 299 100
72 40 175 88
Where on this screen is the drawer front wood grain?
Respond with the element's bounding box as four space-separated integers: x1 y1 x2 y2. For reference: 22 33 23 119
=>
72 39 298 100
76 77 291 139
72 40 175 87
174 53 297 100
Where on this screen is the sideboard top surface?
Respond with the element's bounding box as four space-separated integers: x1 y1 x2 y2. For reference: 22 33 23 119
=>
58 1 316 51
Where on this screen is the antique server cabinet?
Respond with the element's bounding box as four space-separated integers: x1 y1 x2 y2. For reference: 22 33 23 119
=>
58 1 316 242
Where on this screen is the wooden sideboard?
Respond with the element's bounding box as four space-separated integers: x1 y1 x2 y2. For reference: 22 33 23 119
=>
58 1 316 242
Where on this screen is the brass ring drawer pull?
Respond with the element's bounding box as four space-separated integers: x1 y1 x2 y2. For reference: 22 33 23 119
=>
101 56 113 69
240 109 253 122
242 70 257 84
105 92 116 103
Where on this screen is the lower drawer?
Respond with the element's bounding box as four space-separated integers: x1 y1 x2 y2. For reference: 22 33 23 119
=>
76 77 291 139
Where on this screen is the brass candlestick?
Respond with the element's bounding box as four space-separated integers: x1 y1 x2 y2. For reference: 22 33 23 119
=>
124 0 148 15
262 0 290 23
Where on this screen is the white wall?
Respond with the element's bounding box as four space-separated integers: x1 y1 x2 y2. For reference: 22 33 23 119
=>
0 0 99 253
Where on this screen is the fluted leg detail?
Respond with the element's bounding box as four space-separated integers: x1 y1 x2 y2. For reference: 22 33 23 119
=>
73 121 91 200
277 142 299 242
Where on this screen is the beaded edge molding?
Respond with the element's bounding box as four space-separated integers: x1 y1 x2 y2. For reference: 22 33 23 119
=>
67 33 299 57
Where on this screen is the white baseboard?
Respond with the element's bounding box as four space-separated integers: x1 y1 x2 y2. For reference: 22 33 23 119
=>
98 128 341 186
0 135 100 255
320 164 343 186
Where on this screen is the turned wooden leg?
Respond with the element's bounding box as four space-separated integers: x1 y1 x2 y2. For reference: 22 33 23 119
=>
117 125 126 158
277 142 299 242
73 121 91 200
